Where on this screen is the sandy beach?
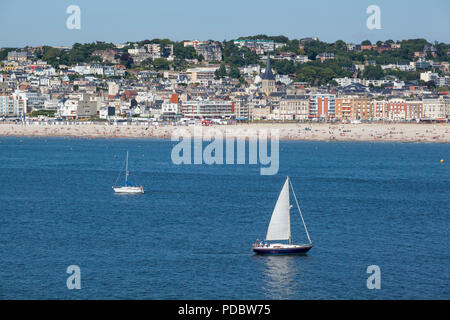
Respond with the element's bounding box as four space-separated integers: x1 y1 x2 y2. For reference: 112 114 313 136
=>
0 122 449 143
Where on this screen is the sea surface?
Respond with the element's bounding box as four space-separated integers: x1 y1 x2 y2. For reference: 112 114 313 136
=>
0 137 448 299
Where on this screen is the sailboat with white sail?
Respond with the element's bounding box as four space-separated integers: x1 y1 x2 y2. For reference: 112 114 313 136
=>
113 151 144 194
253 176 313 255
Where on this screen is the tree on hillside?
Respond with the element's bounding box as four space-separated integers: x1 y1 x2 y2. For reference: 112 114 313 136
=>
215 63 227 79
363 65 384 79
237 35 289 43
333 40 347 52
173 43 197 60
119 53 133 68
272 60 295 75
229 66 241 79
153 58 171 70
0 48 17 61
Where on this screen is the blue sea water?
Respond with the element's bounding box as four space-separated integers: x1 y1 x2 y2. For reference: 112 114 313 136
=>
0 137 448 299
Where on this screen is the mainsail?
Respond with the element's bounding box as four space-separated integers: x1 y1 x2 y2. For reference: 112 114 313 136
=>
265 177 291 241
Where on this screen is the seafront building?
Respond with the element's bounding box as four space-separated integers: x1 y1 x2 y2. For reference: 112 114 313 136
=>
0 39 449 122
180 100 234 118
278 95 309 120
308 94 336 119
0 95 26 116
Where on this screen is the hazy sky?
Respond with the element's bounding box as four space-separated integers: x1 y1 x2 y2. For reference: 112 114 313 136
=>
0 0 449 47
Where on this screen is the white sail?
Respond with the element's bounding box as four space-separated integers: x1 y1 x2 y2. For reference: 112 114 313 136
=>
265 177 291 241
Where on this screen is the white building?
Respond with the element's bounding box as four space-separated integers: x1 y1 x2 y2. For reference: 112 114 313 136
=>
50 78 62 86
14 90 46 112
72 65 90 75
180 100 235 118
59 99 78 117
278 95 309 120
276 75 292 85
381 63 415 72
162 101 179 114
362 79 389 87
240 65 261 76
39 78 50 86
422 97 447 120
233 39 275 53
0 95 27 116
108 82 119 96
435 77 450 87
420 71 439 83
186 67 219 85
295 55 309 64
43 99 61 111
334 77 362 87
144 44 161 59
128 47 146 55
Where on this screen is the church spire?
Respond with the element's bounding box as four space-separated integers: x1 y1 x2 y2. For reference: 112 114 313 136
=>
262 54 275 81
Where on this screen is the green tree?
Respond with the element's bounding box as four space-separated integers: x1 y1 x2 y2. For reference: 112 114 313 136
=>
174 42 198 60
0 48 17 61
363 65 384 79
333 40 347 52
153 58 171 70
42 46 63 67
29 110 56 117
229 66 241 78
272 60 295 75
119 53 133 68
215 63 227 79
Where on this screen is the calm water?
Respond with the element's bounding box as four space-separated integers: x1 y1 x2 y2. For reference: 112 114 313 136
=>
0 137 448 299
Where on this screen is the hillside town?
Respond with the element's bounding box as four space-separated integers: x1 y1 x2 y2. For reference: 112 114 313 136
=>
0 37 449 123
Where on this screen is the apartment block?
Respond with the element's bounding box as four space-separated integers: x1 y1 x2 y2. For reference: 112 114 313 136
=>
279 95 309 120
180 100 234 118
309 94 336 119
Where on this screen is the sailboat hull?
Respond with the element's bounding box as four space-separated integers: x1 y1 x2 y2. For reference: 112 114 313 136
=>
113 186 144 194
253 244 313 255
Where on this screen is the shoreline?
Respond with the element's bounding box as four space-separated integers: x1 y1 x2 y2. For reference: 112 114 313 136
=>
0 123 449 143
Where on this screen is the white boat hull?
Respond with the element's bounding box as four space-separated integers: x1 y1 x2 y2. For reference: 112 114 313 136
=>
113 186 144 194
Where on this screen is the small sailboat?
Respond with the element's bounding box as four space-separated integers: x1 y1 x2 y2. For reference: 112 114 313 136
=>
253 176 313 255
113 151 144 194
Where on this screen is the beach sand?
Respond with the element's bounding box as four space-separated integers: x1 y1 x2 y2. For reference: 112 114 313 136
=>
0 122 449 143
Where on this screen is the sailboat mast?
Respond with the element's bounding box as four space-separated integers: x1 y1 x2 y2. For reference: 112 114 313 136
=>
287 176 292 245
125 151 129 184
289 179 312 244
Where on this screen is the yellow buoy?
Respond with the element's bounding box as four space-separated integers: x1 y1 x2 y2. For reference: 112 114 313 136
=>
440 159 444 163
